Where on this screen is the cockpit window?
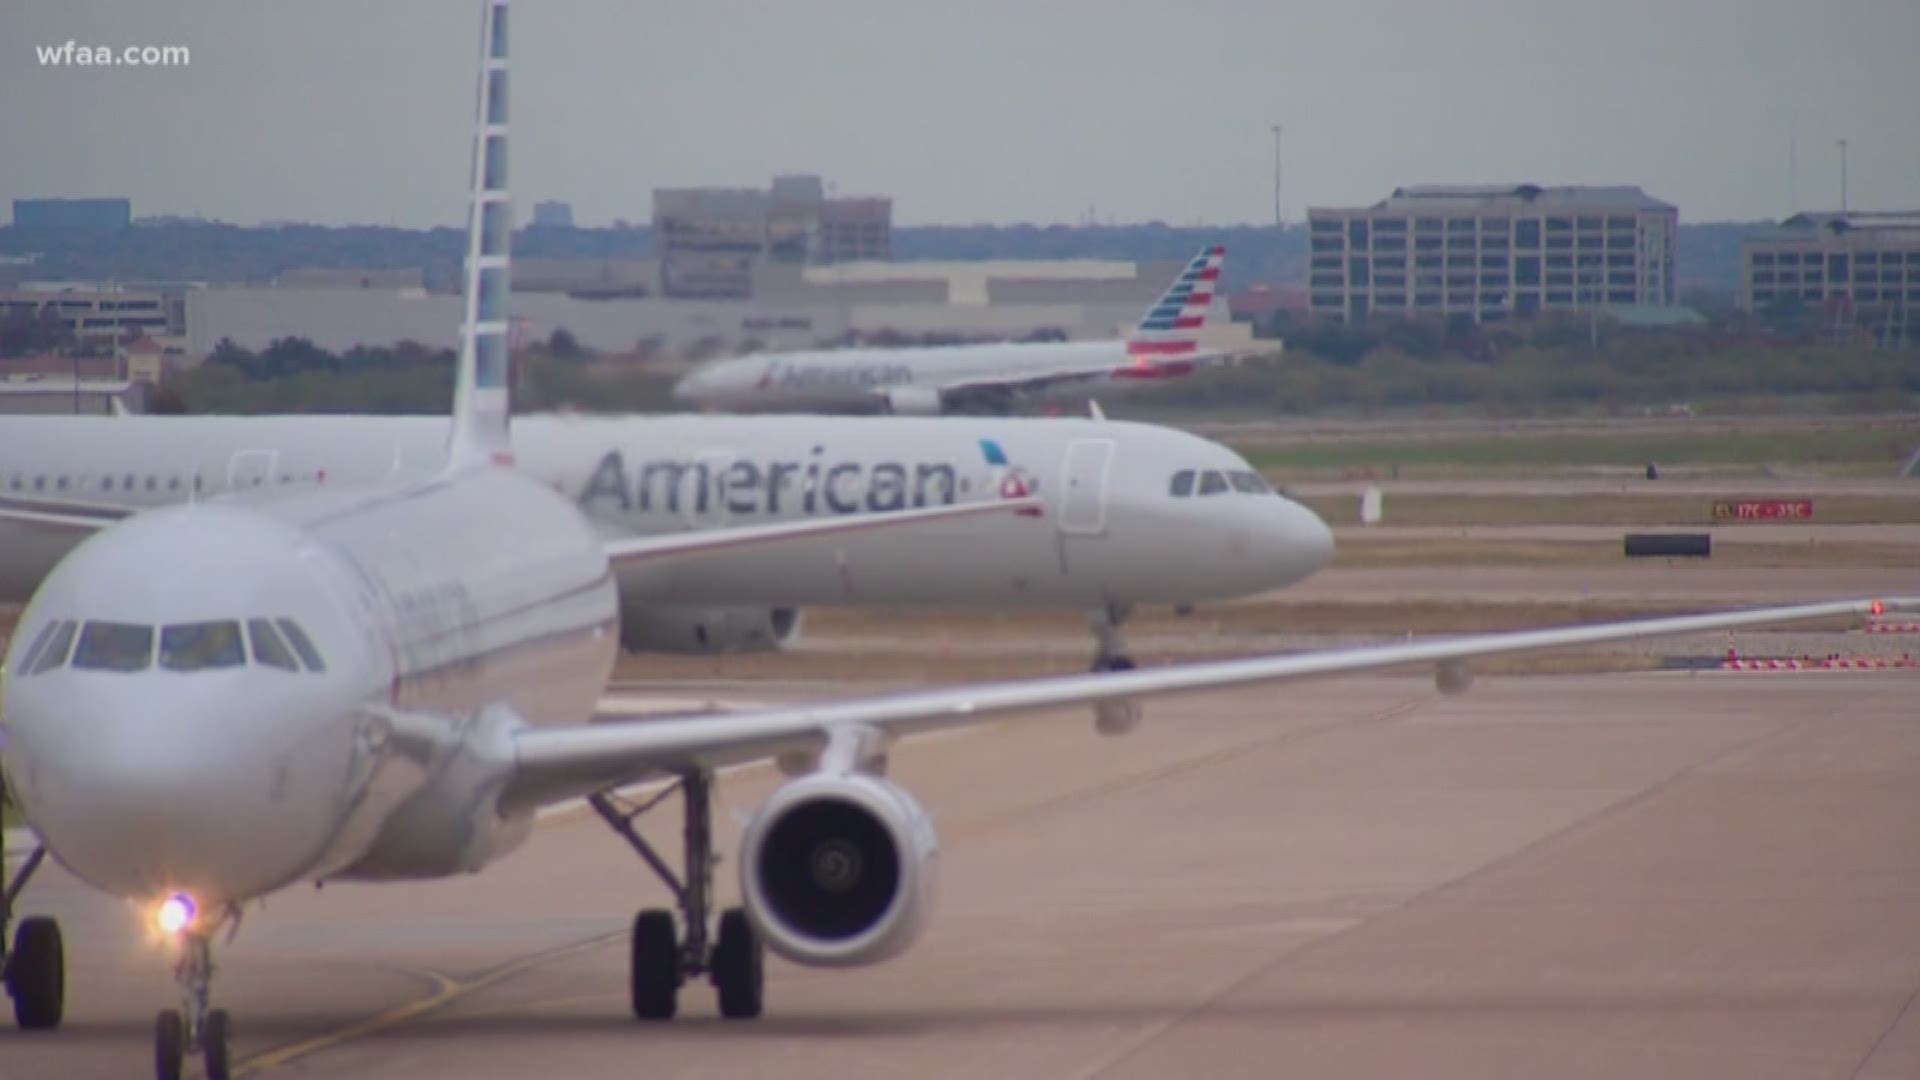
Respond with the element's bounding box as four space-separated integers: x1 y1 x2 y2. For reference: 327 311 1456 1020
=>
1198 471 1229 496
158 621 246 672
276 619 327 673
246 619 300 672
28 621 78 675
14 621 61 675
72 621 155 673
1229 471 1271 494
1169 470 1195 497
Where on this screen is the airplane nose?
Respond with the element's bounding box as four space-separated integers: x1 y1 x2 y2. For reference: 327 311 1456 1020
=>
1275 497 1335 580
10 683 354 903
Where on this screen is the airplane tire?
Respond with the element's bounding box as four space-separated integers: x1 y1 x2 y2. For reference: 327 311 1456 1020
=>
203 1009 232 1080
8 916 64 1030
710 908 764 1020
154 1009 186 1080
1094 656 1137 673
630 909 679 1020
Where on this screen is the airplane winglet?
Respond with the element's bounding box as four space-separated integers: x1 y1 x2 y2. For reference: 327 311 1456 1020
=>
447 0 515 471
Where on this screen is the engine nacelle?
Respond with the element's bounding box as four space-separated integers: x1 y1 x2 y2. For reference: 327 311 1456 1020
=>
881 385 946 416
618 605 801 654
739 772 938 967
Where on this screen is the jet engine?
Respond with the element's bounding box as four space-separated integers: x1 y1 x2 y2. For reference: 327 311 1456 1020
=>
881 386 946 416
739 772 938 967
618 605 802 654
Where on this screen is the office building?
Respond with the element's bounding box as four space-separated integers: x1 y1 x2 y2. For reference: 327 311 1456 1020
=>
1740 211 1920 332
530 200 575 228
654 175 893 299
12 198 132 229
1307 184 1677 323
0 286 174 342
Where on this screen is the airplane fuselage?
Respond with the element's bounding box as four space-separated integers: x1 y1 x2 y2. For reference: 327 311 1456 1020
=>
0 414 1323 615
674 340 1142 414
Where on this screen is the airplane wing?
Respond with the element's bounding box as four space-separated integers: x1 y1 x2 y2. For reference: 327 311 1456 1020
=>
601 494 1041 570
0 492 134 533
503 596 1916 808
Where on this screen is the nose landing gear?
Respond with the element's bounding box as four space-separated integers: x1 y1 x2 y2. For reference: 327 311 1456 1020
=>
155 927 231 1080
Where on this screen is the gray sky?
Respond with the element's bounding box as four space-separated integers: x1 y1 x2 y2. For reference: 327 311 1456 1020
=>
2 0 1916 228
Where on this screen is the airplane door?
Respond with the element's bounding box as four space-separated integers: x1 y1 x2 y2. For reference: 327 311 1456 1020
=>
227 449 278 494
1058 438 1115 536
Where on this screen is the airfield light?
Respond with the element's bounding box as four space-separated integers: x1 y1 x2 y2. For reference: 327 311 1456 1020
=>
155 893 196 935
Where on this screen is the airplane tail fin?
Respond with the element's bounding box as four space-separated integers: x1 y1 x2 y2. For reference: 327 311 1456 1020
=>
446 0 515 470
1126 245 1223 364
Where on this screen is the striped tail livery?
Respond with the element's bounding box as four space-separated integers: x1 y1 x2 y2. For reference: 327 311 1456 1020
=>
1123 245 1223 372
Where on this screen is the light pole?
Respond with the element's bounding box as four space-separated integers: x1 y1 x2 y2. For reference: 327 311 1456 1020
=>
1837 138 1849 212
1270 124 1283 229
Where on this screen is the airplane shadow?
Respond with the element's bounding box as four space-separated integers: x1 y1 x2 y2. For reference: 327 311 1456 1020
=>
5 984 1892 1046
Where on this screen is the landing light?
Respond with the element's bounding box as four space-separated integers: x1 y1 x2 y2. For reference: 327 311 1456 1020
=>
155 893 196 935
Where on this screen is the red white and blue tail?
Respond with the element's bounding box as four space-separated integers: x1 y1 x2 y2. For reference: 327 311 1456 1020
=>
1126 245 1222 362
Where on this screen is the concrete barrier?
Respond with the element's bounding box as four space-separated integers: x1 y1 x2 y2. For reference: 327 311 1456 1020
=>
1624 532 1711 558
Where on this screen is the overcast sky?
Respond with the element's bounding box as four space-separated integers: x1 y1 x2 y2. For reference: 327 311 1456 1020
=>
3 0 1916 228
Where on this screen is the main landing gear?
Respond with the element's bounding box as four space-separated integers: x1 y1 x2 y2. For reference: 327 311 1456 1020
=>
1089 603 1137 672
590 770 764 1021
2 840 64 1032
155 928 230 1080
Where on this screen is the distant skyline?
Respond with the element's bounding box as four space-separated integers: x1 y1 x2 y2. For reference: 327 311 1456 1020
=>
3 0 1917 229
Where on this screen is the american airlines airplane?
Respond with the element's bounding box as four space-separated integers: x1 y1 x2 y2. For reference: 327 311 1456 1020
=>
671 247 1230 416
0 412 1330 671
1 7 1909 1078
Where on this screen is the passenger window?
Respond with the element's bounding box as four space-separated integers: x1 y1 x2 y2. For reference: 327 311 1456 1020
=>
13 621 61 674
29 621 78 675
1169 470 1195 497
1198 471 1229 496
276 619 327 672
247 619 300 672
72 621 155 673
159 621 245 672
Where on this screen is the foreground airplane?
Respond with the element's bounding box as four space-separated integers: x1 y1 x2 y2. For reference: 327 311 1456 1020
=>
1 8 1911 1078
0 413 1331 670
671 246 1230 416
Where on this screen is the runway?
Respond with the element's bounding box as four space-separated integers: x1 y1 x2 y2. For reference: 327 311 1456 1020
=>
9 671 1920 1078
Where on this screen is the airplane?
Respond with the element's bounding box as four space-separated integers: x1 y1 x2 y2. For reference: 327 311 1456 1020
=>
0 412 1334 672
670 246 1233 416
1 7 1912 1078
